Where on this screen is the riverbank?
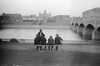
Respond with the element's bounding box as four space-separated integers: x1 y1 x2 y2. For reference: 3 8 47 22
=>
1 21 71 29
2 25 71 29
1 24 71 29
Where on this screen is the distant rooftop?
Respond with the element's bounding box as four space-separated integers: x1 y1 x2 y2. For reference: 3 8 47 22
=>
83 7 100 13
2 13 21 17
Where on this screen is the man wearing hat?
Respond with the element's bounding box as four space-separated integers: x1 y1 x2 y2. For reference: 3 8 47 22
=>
55 34 63 51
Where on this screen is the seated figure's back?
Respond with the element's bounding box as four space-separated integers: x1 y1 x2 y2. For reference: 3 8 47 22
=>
48 36 54 45
34 34 40 45
41 35 46 45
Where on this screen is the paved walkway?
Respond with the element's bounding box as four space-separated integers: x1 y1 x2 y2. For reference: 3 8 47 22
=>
0 42 100 66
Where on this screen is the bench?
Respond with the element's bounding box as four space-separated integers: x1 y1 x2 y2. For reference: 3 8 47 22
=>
35 44 62 51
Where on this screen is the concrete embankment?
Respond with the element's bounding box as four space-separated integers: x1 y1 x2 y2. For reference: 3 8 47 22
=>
1 21 71 29
2 24 71 29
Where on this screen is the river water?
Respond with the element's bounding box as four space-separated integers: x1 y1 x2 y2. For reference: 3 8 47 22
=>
0 29 82 41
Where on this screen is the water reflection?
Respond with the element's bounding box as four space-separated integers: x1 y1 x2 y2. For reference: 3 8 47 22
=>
0 29 82 40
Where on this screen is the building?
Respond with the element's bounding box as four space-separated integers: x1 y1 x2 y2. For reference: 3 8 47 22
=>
71 17 82 21
38 10 52 22
53 15 70 22
82 7 100 22
22 15 38 22
70 17 83 24
0 13 22 22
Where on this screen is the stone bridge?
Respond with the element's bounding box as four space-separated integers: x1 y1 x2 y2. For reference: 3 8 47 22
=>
70 20 100 41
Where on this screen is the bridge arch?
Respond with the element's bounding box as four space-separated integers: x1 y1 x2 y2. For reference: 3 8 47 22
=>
72 23 74 25
77 23 85 37
97 27 100 32
83 24 95 40
85 24 94 30
72 23 79 32
92 26 100 41
79 23 85 28
75 23 79 26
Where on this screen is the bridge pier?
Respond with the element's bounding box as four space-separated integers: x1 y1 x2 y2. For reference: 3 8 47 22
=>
72 23 78 33
83 29 94 40
92 27 100 41
77 27 84 38
82 24 94 40
77 23 85 38
71 23 74 30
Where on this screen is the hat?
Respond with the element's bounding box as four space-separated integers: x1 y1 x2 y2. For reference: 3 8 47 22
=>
56 34 59 36
40 29 42 31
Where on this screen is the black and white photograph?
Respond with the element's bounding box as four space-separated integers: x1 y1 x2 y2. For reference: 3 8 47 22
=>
0 0 100 66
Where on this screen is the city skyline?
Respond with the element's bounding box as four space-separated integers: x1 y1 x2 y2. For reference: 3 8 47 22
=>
0 0 100 17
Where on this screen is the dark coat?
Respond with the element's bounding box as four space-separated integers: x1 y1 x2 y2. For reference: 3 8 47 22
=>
34 37 40 45
55 37 63 45
41 36 46 45
48 38 54 45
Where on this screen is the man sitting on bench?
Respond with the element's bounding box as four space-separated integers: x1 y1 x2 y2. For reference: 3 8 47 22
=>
34 34 41 50
41 35 47 50
48 36 54 51
55 34 63 51
35 29 46 50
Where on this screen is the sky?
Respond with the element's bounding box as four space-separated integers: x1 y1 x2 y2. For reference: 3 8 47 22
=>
0 0 100 17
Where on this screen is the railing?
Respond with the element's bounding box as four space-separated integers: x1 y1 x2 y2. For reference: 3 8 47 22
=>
1 38 34 43
1 38 100 44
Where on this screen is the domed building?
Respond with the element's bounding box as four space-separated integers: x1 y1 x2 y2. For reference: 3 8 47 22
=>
38 10 52 22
